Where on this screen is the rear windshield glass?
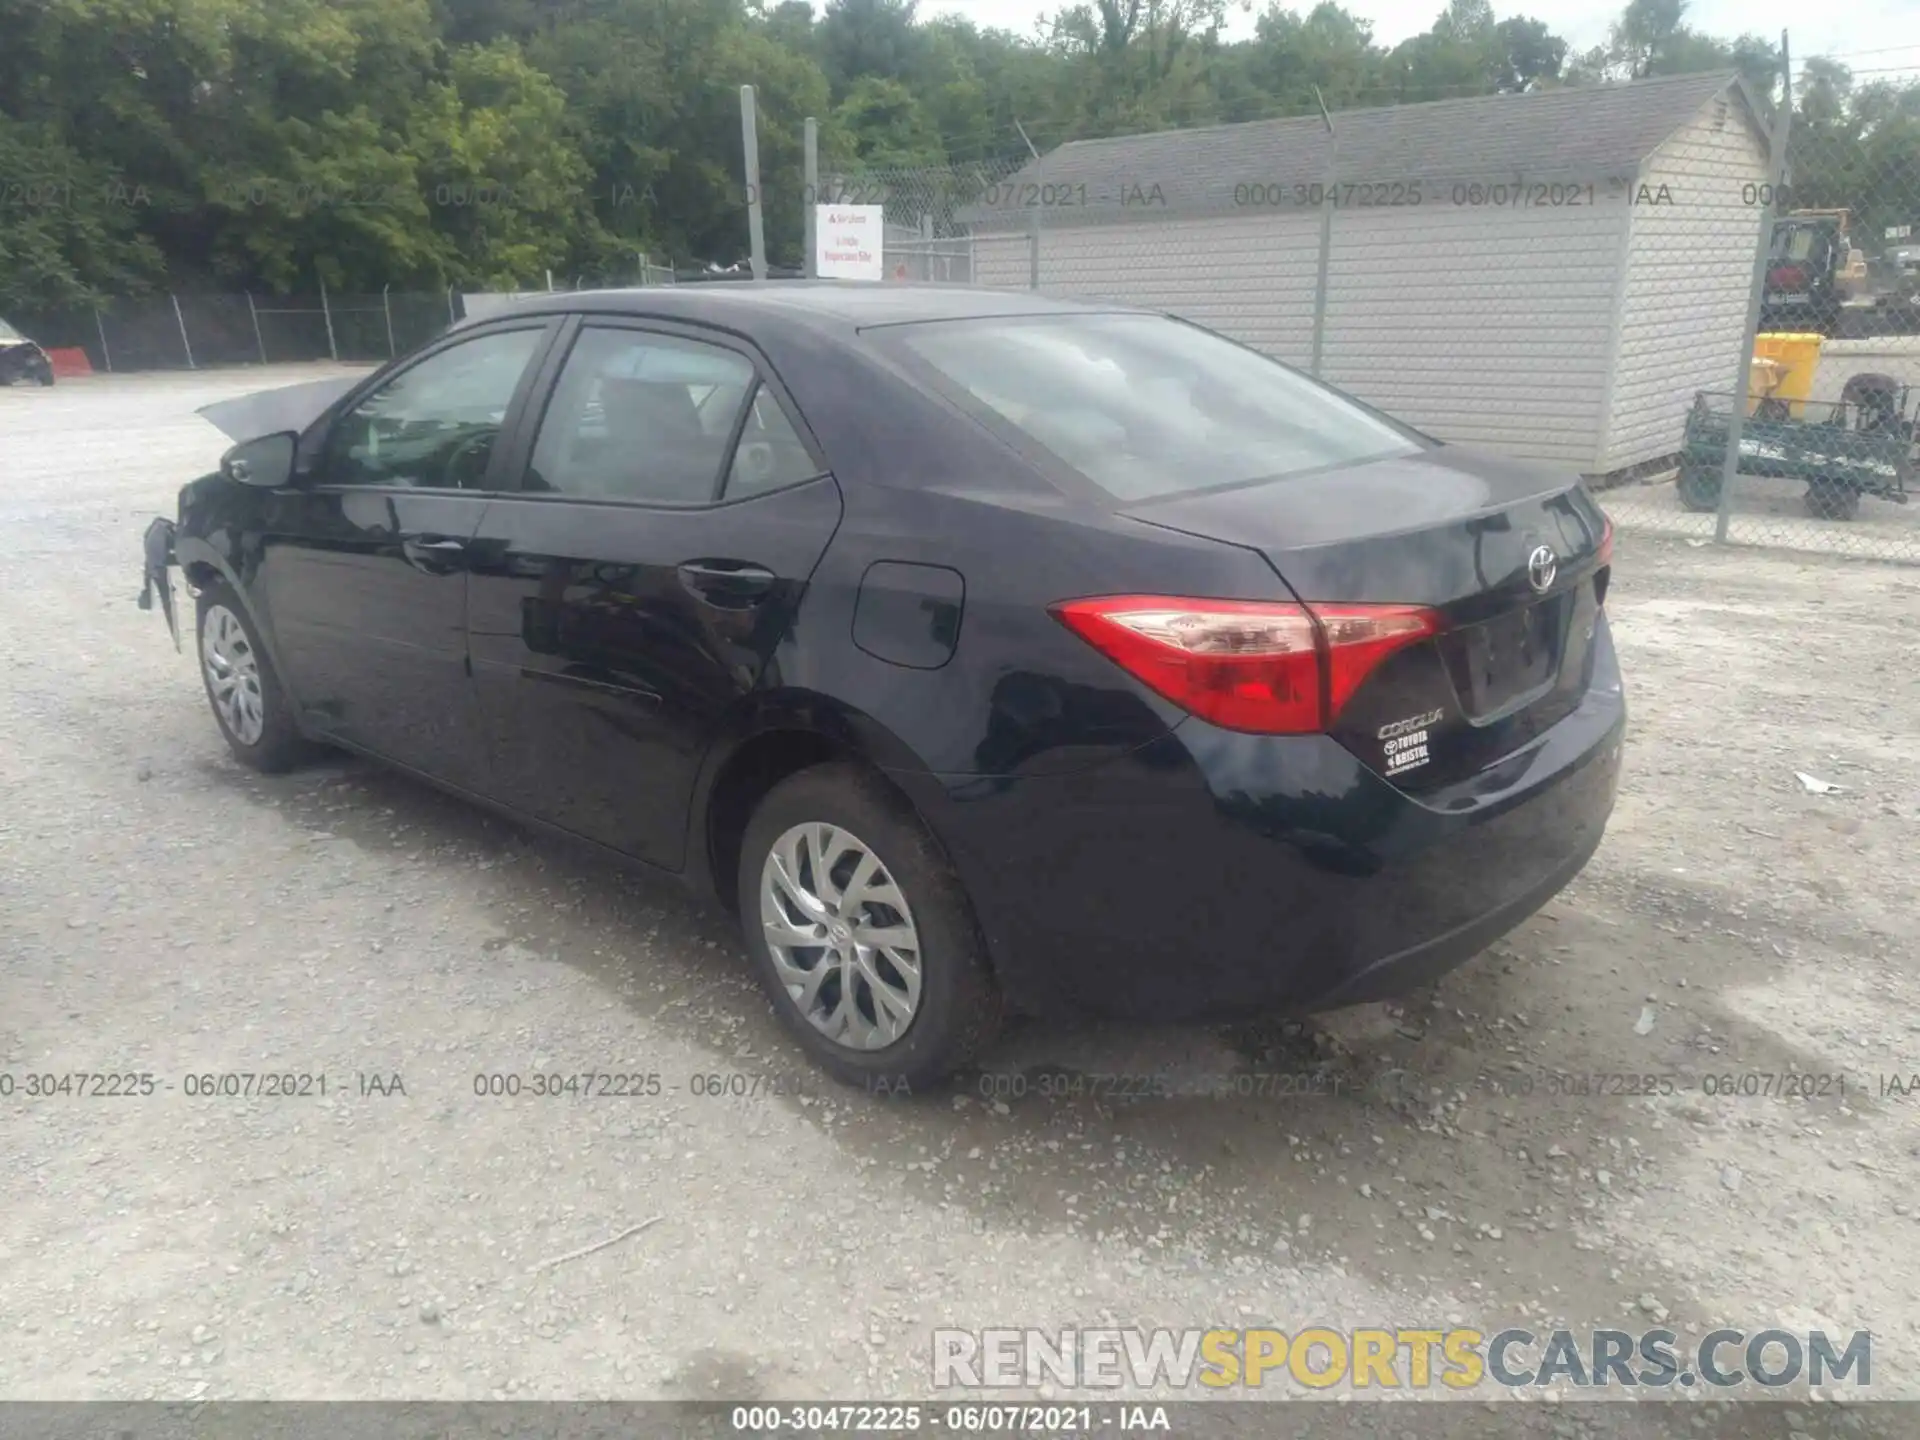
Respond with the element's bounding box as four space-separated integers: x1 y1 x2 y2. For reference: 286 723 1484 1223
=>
893 313 1423 501
0 319 25 342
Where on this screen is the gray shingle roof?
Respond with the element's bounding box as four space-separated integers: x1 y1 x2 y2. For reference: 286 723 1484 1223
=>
960 71 1763 225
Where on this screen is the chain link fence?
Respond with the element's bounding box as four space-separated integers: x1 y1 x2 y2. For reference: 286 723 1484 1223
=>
820 68 1920 567
11 256 682 377
14 290 465 372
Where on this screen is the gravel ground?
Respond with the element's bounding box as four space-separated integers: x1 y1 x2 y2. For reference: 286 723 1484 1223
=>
2 368 1918 1426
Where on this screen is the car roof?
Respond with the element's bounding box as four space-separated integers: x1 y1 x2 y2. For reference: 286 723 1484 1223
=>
455 281 1143 336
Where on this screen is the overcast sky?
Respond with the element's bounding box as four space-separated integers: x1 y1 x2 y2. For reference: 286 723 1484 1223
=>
912 0 1920 80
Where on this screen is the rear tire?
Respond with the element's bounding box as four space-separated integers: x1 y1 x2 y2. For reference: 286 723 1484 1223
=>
195 583 314 772
737 762 1001 1089
1676 465 1721 513
1804 484 1860 521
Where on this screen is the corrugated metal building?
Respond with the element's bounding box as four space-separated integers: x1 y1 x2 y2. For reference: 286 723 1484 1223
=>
963 73 1771 477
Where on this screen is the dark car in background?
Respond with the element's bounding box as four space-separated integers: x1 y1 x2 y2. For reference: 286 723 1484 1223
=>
0 318 55 385
140 284 1624 1086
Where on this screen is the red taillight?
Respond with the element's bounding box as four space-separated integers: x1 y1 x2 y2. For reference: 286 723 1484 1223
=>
1596 514 1614 571
1050 595 1440 735
1315 604 1443 718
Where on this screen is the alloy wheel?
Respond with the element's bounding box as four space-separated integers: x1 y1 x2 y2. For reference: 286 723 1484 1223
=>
201 604 265 745
759 822 923 1051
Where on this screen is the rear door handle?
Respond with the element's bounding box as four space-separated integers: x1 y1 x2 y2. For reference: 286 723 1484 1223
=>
678 559 775 607
402 535 468 573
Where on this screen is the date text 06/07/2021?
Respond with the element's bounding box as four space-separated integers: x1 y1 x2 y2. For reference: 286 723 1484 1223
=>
0 1071 403 1098
5 1069 1911 1101
728 1404 1172 1433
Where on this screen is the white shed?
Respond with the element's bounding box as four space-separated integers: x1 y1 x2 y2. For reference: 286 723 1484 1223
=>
961 73 1772 478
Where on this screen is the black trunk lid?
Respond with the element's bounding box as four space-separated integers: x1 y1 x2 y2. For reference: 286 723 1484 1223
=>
1122 444 1613 789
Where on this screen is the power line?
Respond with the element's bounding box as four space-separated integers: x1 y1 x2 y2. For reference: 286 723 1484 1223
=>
1800 63 1920 78
1800 44 1920 61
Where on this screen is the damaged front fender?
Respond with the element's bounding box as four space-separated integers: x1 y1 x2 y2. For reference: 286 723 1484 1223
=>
137 515 179 651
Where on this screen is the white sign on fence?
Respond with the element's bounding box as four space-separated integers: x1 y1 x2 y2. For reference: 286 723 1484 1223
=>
815 206 884 281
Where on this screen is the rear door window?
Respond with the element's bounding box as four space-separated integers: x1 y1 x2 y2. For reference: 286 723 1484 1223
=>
888 313 1423 501
724 384 822 499
526 326 757 504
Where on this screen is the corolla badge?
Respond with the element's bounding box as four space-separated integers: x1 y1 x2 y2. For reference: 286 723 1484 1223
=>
1527 545 1558 593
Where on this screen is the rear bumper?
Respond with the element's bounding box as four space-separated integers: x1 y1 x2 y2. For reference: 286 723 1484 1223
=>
918 624 1625 1021
1304 825 1602 1010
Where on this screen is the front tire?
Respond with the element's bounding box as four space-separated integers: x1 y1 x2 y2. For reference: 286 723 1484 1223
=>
195 584 313 772
737 762 1001 1089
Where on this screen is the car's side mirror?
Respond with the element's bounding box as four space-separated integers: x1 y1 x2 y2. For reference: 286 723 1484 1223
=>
221 431 298 488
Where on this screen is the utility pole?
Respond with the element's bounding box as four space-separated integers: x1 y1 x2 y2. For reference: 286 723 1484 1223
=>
740 85 768 280
804 116 820 279
1715 32 1794 544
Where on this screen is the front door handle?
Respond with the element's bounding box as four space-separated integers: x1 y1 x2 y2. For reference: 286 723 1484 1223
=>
677 559 775 608
402 535 468 574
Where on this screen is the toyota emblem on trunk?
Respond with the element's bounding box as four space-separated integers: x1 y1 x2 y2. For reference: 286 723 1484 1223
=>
1527 545 1558 593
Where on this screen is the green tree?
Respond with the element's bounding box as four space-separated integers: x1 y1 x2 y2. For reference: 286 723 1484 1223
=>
1237 3 1384 118
1492 16 1565 92
834 76 945 166
818 0 926 99
0 119 166 307
8 0 1911 311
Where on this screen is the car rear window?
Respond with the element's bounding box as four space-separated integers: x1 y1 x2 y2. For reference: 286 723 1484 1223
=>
892 313 1423 501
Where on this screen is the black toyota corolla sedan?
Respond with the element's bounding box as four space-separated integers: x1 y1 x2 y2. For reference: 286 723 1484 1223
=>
141 283 1624 1086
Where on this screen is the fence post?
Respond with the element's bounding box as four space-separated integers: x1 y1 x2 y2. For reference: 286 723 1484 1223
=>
1014 119 1042 291
804 117 819 279
1309 88 1337 380
1715 32 1794 545
93 307 113 373
319 277 339 362
740 85 768 281
382 284 396 357
171 294 196 369
247 292 267 364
